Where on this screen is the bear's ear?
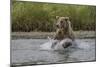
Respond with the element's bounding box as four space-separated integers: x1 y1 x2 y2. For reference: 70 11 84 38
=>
56 16 59 19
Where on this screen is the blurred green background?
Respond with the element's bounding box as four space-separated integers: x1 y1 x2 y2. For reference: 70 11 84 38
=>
12 1 96 32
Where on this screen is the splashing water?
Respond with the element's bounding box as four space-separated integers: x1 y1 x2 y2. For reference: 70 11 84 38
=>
40 37 77 50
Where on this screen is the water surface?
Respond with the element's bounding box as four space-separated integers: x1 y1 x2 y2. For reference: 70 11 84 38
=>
11 39 95 66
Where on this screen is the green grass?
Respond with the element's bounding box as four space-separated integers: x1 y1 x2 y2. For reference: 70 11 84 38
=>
12 1 96 32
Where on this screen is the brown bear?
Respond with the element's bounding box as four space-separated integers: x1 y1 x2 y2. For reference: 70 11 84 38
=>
54 16 75 41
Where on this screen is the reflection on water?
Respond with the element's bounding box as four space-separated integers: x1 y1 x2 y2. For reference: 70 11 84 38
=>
11 39 95 66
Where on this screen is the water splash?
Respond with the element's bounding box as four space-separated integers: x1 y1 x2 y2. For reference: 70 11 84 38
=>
40 37 76 50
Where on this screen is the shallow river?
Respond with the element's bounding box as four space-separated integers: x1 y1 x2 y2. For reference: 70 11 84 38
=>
11 39 96 66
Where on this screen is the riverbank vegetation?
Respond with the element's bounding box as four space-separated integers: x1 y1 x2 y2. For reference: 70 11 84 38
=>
12 1 96 32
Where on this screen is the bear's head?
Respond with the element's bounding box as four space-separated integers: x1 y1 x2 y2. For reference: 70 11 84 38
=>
56 16 70 29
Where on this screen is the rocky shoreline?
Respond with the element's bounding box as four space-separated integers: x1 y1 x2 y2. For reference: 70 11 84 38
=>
11 31 95 39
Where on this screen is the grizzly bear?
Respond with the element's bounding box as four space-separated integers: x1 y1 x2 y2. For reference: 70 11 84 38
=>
54 16 75 41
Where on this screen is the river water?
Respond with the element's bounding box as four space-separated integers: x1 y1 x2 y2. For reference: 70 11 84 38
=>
11 38 96 66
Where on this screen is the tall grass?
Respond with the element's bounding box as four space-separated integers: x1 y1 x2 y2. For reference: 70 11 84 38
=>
12 1 96 32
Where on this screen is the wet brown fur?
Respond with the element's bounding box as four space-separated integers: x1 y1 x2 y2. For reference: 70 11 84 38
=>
54 16 75 41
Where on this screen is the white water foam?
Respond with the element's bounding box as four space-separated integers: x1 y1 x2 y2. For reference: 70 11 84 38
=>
40 37 77 50
40 37 58 50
